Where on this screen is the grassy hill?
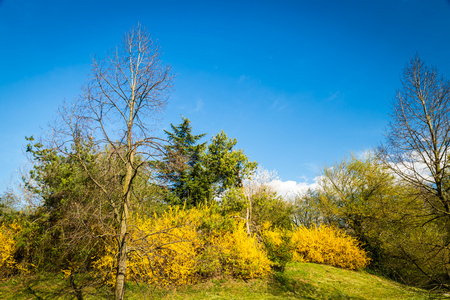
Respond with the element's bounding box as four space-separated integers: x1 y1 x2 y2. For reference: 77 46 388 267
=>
1 262 447 299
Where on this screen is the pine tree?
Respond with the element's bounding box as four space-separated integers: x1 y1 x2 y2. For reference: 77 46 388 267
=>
160 117 207 206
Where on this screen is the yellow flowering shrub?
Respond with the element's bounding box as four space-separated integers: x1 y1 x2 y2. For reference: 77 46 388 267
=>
90 240 117 286
291 225 370 270
260 222 293 271
212 220 272 279
129 207 202 286
92 207 201 287
0 220 27 278
92 205 272 287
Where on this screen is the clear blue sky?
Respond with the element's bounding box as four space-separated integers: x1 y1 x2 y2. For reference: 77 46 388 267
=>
1 0 450 191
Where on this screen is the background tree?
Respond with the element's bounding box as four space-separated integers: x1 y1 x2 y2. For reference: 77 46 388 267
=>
291 189 322 228
379 55 450 289
222 167 293 232
380 55 450 220
294 153 431 281
53 25 172 300
313 155 401 249
317 154 396 237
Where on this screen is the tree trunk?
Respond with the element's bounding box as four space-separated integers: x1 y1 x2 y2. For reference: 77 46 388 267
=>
114 150 133 300
114 208 128 300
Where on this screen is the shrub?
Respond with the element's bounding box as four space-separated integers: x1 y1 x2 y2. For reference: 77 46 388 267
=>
0 220 28 278
92 206 201 287
260 222 293 272
291 225 370 270
214 220 272 279
91 205 272 287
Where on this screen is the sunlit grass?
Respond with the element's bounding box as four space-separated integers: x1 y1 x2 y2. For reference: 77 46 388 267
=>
0 262 447 299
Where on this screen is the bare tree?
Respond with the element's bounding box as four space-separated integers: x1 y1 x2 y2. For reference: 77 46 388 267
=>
380 55 450 217
379 55 450 288
55 25 173 300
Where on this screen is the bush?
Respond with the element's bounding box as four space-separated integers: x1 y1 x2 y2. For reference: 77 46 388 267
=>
92 205 272 287
214 220 272 279
260 222 293 272
0 220 28 278
91 206 201 287
291 225 370 270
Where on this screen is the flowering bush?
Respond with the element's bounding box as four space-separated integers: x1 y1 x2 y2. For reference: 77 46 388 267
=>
291 225 370 270
260 222 293 271
92 205 272 287
0 220 28 278
213 220 272 279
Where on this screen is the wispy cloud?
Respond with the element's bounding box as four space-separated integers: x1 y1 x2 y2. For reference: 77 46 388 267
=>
326 91 340 102
271 98 288 111
193 98 203 112
238 75 249 84
305 162 320 174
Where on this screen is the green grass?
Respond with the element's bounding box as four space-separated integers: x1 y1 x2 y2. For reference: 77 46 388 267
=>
0 263 447 299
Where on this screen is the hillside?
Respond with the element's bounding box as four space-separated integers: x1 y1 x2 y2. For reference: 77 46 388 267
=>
1 262 446 299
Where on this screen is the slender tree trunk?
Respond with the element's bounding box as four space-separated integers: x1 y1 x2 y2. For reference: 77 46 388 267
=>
115 134 134 300
114 201 128 300
246 205 250 234
242 185 251 235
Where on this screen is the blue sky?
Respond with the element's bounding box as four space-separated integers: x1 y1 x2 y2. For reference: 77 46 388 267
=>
1 0 450 192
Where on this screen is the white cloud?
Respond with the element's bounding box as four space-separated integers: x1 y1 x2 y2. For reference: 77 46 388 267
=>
387 150 435 184
355 149 374 160
244 167 319 199
268 178 319 199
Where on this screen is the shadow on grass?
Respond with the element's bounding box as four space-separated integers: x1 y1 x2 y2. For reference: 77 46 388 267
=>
23 276 77 300
269 272 365 300
3 274 112 300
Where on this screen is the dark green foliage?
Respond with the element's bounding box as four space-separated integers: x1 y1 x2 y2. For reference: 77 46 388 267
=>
158 117 207 206
158 118 257 207
18 137 115 274
24 136 98 210
204 131 258 195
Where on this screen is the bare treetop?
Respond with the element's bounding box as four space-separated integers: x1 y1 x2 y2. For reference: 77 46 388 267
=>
85 25 173 150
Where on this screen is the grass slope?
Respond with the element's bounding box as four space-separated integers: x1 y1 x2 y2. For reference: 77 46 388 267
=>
0 263 447 299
